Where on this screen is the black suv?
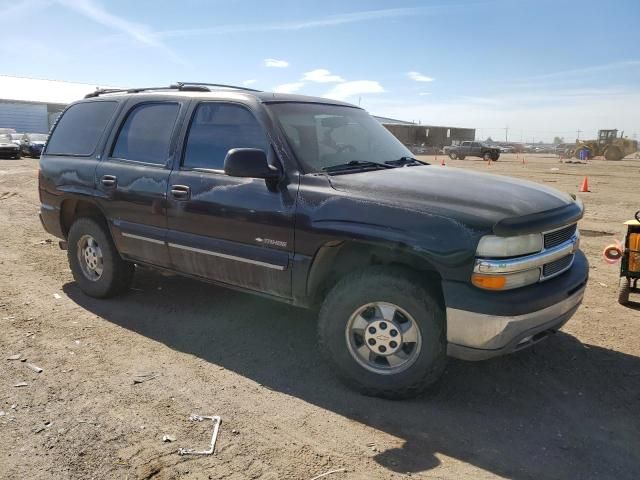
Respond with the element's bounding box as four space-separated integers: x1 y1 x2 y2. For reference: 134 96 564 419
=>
39 83 588 398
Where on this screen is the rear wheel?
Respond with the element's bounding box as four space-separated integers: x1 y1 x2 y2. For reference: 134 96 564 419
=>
448 152 458 160
604 146 623 161
491 152 500 161
618 277 631 305
67 217 133 298
318 266 446 399
457 154 465 160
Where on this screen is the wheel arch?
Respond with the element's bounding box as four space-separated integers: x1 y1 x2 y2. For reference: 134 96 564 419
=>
306 240 444 306
60 197 109 238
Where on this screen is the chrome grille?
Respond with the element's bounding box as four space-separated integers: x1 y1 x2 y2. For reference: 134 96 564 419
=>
544 224 577 249
542 254 574 278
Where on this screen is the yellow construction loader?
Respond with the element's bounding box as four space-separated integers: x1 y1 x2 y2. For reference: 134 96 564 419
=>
573 129 638 161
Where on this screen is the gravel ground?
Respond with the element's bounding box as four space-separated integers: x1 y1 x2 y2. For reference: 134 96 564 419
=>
0 153 639 479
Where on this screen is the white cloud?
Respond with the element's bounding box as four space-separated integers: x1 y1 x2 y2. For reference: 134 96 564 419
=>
523 60 640 82
264 58 289 68
243 79 257 86
157 5 477 38
273 82 305 94
419 92 431 96
56 0 161 47
323 80 385 101
302 69 345 83
407 71 434 82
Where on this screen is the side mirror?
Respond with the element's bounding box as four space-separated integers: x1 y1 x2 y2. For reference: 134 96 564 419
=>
224 148 280 179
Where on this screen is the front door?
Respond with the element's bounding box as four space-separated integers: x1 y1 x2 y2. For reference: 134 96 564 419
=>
166 101 296 298
96 99 187 268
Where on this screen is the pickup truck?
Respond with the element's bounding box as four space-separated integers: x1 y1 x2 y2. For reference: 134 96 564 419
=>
444 141 500 161
38 83 588 399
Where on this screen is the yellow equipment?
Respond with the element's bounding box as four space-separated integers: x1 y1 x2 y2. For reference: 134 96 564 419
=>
573 129 638 161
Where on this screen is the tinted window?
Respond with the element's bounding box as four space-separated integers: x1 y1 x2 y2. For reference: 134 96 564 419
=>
46 101 117 156
183 103 268 170
112 103 179 164
267 103 411 173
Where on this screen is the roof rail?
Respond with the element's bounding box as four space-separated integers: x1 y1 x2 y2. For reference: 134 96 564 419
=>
84 82 260 99
173 81 262 93
84 86 192 98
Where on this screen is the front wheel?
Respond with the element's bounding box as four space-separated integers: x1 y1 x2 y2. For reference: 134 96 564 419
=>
604 146 622 161
67 217 134 298
448 152 458 160
618 277 631 305
318 267 447 399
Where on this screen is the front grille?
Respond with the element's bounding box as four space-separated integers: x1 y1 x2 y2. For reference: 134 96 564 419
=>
544 224 577 249
543 254 574 278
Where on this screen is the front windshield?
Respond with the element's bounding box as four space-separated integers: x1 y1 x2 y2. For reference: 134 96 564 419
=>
11 134 23 140
0 134 12 143
28 134 48 141
267 103 413 173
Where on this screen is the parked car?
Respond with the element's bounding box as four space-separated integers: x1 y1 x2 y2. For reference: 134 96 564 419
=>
39 83 588 399
9 133 24 146
443 141 500 160
21 133 48 158
499 145 514 154
0 133 21 159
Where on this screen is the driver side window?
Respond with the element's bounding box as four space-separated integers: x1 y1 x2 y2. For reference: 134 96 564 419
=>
183 103 268 170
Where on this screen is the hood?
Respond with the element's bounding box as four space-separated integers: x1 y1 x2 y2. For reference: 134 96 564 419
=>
0 142 18 147
328 165 576 232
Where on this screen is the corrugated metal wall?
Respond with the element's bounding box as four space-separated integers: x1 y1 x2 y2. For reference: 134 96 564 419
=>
0 101 49 133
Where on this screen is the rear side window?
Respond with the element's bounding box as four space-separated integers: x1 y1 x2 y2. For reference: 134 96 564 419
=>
46 101 117 156
183 103 268 170
112 103 179 164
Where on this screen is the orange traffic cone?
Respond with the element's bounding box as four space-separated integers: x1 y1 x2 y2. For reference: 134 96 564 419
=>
440 157 446 166
579 176 590 192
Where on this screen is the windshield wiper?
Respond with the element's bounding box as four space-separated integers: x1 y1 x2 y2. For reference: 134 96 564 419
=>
321 160 394 173
384 156 425 167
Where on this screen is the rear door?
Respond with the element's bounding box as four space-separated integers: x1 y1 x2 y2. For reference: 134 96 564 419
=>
165 101 295 298
95 98 187 268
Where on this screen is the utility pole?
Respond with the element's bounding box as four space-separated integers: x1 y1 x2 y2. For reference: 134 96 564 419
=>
576 129 582 140
504 126 509 142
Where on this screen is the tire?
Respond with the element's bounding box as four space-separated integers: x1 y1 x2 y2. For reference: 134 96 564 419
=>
318 266 447 399
618 277 631 306
457 155 465 160
67 217 134 298
448 152 458 160
604 147 622 161
491 152 500 161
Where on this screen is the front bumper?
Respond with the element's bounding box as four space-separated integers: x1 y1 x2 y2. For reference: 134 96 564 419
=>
444 250 588 360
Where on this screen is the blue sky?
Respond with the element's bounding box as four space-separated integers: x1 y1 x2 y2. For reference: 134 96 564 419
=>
2 0 639 142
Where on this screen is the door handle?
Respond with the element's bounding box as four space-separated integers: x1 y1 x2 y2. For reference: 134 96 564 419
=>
101 175 117 187
170 185 191 200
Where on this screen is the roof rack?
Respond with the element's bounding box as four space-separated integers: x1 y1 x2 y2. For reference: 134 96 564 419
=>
84 82 261 99
172 82 262 93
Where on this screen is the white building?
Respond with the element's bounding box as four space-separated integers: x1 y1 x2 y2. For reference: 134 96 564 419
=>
0 75 110 134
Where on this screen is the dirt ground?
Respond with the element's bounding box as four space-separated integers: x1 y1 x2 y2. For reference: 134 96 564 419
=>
1 153 639 480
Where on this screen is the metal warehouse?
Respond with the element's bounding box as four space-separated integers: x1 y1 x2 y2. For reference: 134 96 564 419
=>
0 75 107 134
373 116 476 152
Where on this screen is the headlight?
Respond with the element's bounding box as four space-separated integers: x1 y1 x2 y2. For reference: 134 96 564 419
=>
476 233 543 258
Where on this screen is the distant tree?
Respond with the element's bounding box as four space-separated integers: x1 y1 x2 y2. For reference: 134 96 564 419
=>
486 136 493 142
553 136 564 144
